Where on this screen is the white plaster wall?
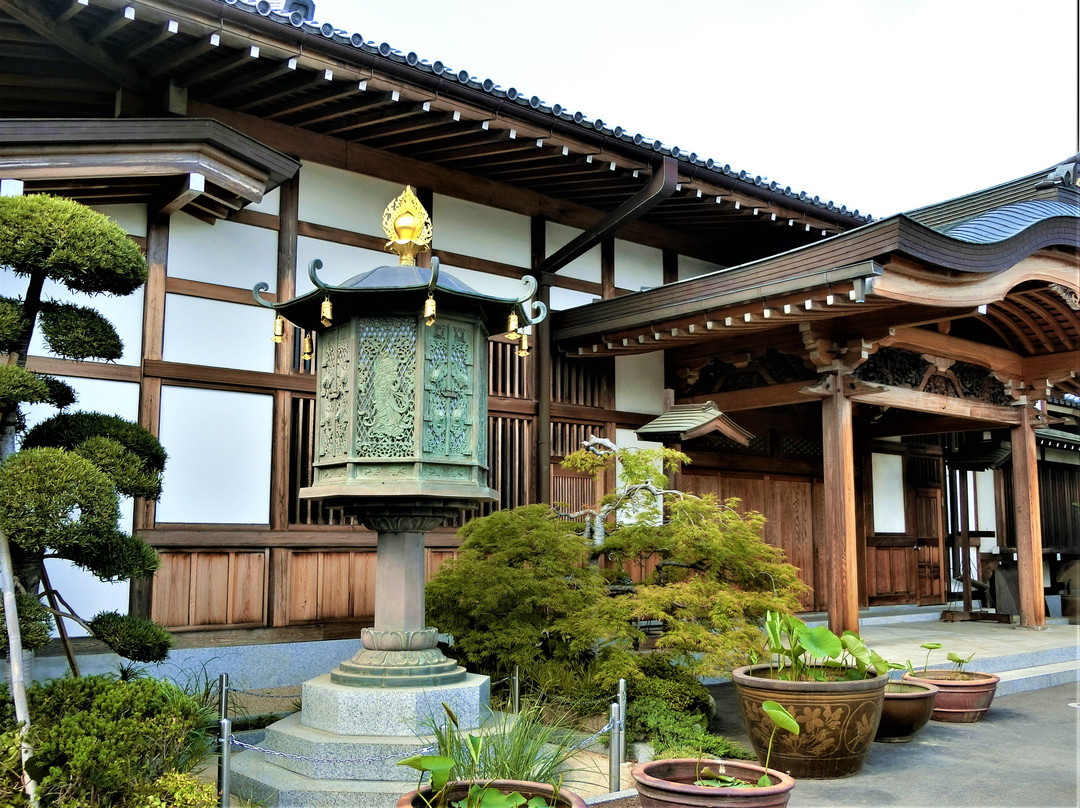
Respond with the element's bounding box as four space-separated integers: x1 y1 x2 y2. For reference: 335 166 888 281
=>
440 265 532 301
614 352 665 415
20 377 140 637
162 294 275 373
871 453 906 534
168 213 278 291
297 162 401 233
549 287 597 311
433 195 531 267
972 469 997 550
247 185 280 216
546 222 600 283
614 240 662 291
156 386 273 524
296 236 389 292
679 255 725 280
90 203 148 238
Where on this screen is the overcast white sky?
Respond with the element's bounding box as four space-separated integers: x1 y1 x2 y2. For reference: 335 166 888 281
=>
304 0 1078 219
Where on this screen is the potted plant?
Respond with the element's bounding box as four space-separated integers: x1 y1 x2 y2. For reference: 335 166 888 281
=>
731 611 890 778
632 701 798 807
876 642 940 742
901 644 999 723
396 705 585 808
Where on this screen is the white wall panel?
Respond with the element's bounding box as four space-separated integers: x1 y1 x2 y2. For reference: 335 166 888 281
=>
872 453 906 534
549 287 597 311
546 222 600 282
297 162 400 232
247 185 280 215
440 265 530 300
614 240 662 291
295 236 388 294
168 213 278 291
679 255 725 280
163 294 275 372
615 352 665 415
90 203 147 238
156 386 273 524
433 195 531 267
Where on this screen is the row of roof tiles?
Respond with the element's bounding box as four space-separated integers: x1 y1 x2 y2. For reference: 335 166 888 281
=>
220 0 873 221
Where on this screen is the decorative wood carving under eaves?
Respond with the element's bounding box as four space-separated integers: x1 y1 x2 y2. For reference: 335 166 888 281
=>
675 349 817 397
853 347 1010 406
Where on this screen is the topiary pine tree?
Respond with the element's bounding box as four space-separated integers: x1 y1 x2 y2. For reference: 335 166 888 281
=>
0 193 172 668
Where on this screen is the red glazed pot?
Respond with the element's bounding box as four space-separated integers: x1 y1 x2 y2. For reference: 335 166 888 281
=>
875 681 939 742
902 670 999 723
397 779 585 808
632 758 795 808
732 664 886 779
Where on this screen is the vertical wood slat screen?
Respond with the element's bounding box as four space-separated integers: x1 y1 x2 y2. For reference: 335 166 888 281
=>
290 396 355 527
552 354 612 407
489 339 529 399
152 551 268 630
551 421 607 458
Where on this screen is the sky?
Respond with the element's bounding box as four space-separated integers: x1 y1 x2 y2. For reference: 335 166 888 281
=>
302 0 1079 219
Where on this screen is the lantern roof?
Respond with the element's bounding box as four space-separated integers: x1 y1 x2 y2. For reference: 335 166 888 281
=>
254 257 547 335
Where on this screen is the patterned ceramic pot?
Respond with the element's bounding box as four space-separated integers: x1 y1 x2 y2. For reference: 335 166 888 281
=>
902 669 999 723
875 681 939 742
732 664 886 779
632 758 796 808
397 780 585 808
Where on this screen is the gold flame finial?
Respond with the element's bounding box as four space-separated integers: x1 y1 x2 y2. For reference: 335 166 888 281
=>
382 186 432 266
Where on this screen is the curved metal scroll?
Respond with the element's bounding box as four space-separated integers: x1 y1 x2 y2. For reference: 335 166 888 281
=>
515 275 548 326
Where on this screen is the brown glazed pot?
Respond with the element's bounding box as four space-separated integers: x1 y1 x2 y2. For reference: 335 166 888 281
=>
397 780 585 808
632 758 796 808
875 681 939 742
732 664 886 779
902 669 999 723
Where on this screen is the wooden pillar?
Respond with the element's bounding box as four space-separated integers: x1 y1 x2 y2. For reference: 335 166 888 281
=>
532 216 551 504
821 374 860 635
1012 406 1046 628
135 213 168 532
601 239 615 300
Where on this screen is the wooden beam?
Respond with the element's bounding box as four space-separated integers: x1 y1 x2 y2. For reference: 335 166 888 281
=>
155 172 204 216
845 382 1023 425
881 326 1024 378
821 373 860 635
1012 406 1046 629
681 380 816 411
142 359 316 395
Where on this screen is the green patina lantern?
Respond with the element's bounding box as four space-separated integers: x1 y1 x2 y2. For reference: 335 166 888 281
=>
253 186 546 688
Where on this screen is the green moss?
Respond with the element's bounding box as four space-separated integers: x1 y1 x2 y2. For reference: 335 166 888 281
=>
0 194 146 296
37 301 123 361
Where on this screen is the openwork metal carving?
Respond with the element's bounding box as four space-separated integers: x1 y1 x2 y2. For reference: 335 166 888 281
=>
317 325 352 459
356 317 416 457
424 322 474 456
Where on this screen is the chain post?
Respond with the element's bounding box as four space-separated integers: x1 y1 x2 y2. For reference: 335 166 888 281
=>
608 702 620 793
617 678 627 768
512 666 520 714
218 673 231 808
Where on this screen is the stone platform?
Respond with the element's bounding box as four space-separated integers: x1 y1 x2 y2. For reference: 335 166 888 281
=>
230 672 490 807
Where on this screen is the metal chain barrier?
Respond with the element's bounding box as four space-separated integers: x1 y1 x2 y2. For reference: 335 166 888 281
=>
570 719 614 752
229 735 436 764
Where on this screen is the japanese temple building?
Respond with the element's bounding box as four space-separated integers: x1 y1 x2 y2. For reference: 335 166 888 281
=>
0 0 1077 664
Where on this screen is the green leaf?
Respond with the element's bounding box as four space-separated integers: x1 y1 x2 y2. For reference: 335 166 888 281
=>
920 642 942 651
757 774 771 787
798 625 842 660
761 700 799 735
466 733 484 766
841 631 871 670
398 755 456 792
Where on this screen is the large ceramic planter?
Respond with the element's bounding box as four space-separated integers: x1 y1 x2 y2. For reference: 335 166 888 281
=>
875 681 939 742
902 669 999 723
632 758 795 808
397 779 585 808
732 664 886 779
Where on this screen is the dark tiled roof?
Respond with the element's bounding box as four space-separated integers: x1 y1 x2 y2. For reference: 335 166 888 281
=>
217 0 872 223
945 200 1080 244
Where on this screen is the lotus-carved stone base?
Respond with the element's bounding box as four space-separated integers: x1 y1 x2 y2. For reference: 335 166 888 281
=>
330 627 467 688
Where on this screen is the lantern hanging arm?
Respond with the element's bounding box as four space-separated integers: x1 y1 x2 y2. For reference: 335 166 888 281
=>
512 275 548 326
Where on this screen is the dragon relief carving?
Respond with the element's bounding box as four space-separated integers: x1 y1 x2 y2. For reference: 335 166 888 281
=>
856 348 1010 404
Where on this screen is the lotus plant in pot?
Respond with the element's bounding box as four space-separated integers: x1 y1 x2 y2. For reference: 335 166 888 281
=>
632 701 798 808
731 611 890 779
901 643 999 723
